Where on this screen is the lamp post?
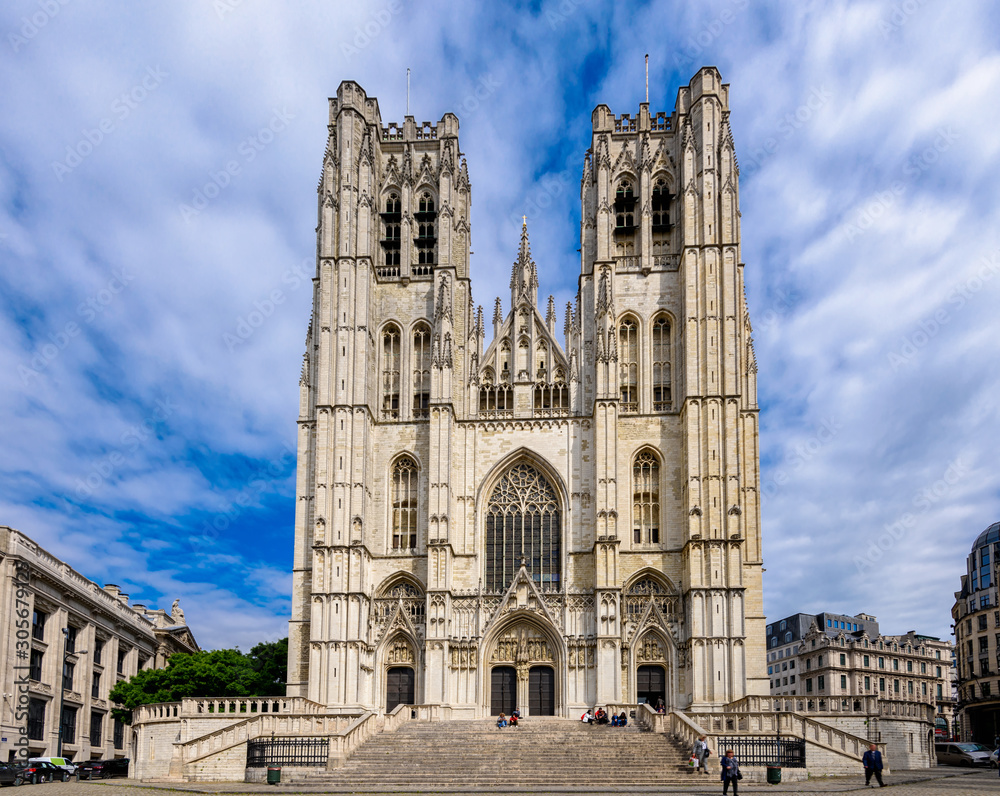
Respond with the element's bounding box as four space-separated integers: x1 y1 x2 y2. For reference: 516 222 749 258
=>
55 627 86 757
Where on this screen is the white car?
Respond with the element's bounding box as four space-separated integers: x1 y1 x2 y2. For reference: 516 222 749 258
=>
28 756 77 776
990 748 999 768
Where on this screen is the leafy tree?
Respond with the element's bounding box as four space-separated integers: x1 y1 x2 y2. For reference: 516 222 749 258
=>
110 638 287 722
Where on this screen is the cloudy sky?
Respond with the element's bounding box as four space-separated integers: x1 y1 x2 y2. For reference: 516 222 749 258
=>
2 1 999 651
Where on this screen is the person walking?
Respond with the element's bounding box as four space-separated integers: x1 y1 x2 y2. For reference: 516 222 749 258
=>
862 743 884 787
720 749 740 795
693 735 711 775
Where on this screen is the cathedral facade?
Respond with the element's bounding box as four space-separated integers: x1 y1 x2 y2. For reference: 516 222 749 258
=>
287 67 767 718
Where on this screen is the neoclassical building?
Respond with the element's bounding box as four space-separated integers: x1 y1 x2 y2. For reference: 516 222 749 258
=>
287 67 767 718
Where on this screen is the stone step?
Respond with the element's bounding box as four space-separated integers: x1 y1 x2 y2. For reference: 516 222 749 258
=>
290 718 697 789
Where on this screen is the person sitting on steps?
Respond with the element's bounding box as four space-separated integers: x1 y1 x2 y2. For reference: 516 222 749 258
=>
496 712 507 729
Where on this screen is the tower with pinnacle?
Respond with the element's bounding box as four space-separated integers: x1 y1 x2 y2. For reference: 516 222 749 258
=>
288 68 766 717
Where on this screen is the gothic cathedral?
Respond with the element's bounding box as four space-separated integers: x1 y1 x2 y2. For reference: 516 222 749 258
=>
287 67 768 718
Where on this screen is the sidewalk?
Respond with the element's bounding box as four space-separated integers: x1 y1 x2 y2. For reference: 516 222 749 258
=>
41 766 996 795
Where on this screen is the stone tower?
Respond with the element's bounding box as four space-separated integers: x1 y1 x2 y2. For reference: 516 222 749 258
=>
288 68 766 716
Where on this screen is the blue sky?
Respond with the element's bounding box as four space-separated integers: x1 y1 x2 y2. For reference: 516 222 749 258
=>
1 1 999 650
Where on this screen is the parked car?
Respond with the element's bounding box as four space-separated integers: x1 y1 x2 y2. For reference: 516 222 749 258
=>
935 742 993 766
0 763 22 786
28 756 77 776
76 757 130 779
990 747 999 768
13 759 66 783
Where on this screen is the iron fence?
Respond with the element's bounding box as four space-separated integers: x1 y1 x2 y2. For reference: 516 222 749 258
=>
246 736 329 768
715 737 806 768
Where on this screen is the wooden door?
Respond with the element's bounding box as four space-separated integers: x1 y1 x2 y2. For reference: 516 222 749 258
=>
528 665 555 715
637 664 666 706
491 666 517 715
386 667 415 712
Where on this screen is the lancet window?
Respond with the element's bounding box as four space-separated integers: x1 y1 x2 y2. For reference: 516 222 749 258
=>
391 457 419 551
480 367 513 417
619 318 638 413
485 463 561 593
381 324 401 420
614 180 636 230
414 192 436 271
380 192 401 269
412 323 431 419
651 179 670 229
652 315 671 412
632 450 661 544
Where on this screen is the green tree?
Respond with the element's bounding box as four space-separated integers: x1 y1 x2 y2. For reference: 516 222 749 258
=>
109 638 288 722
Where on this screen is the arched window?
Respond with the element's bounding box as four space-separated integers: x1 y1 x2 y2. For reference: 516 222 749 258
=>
652 315 671 412
414 191 436 271
784 632 793 644
619 318 638 413
632 451 660 544
412 324 431 418
485 463 561 593
381 193 401 269
382 324 401 420
391 456 418 550
614 180 635 230
651 179 670 229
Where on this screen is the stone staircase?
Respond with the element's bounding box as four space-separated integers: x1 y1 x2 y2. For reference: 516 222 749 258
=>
288 717 697 788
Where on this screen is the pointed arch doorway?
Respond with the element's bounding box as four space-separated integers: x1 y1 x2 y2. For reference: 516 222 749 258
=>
528 665 555 715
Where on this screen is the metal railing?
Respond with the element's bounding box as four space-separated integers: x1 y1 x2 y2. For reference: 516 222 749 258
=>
715 736 806 768
246 736 329 768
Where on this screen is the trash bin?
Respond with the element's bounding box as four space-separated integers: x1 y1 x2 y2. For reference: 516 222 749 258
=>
266 766 282 785
766 765 782 784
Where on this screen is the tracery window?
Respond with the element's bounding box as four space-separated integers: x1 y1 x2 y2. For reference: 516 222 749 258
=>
651 179 670 229
632 451 660 544
382 324 401 420
619 318 638 413
651 315 671 412
412 323 431 419
391 456 419 550
485 463 561 593
614 180 635 230
414 192 436 271
381 192 401 268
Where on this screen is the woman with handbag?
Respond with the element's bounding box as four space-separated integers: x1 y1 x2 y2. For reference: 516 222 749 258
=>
720 749 741 795
692 735 710 775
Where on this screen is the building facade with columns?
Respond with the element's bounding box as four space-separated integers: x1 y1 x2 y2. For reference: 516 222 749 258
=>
287 67 767 718
0 526 198 764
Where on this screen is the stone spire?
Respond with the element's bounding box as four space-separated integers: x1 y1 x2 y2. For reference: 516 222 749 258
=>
493 297 503 338
510 219 538 310
546 295 556 334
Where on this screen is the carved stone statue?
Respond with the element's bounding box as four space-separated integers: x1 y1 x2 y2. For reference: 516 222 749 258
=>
171 599 186 624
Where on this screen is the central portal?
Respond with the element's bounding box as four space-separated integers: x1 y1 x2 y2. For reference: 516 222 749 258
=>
491 666 517 715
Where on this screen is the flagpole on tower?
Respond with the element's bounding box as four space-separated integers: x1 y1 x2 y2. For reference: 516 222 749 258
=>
406 68 410 115
645 54 649 104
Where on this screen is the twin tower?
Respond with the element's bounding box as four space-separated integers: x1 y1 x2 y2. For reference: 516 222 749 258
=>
287 67 767 718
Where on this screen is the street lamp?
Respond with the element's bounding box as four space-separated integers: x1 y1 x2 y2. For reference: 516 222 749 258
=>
55 627 86 757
